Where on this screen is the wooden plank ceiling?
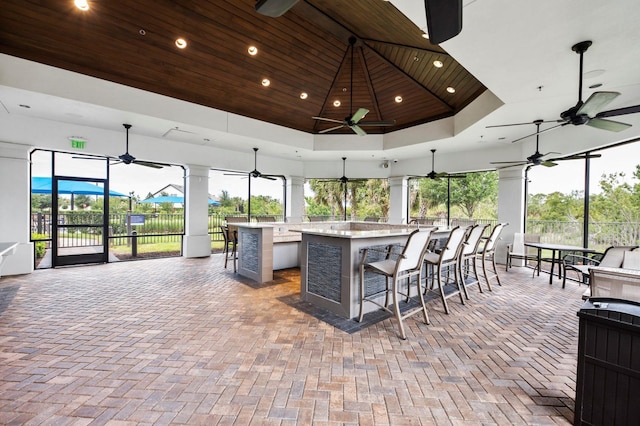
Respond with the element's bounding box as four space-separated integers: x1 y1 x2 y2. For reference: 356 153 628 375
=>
0 0 486 135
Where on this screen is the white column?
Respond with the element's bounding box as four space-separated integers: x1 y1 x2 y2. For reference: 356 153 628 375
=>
182 164 211 258
0 143 34 275
496 166 526 264
286 176 305 223
388 177 408 224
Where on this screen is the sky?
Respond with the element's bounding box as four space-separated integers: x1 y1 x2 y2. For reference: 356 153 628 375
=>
528 141 639 195
31 141 640 201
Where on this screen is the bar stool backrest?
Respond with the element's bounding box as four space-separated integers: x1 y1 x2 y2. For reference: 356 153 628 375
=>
462 224 488 256
484 223 507 252
440 226 467 263
396 228 434 273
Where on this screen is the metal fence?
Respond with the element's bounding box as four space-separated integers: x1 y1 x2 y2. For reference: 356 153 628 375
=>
32 212 640 253
527 220 640 251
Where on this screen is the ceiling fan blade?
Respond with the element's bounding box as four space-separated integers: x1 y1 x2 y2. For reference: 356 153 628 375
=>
358 120 396 127
586 117 631 132
351 108 369 124
576 91 620 117
351 125 367 136
511 123 566 143
486 120 560 128
541 160 558 167
447 174 466 178
550 153 602 162
596 104 640 118
133 161 165 169
313 116 344 124
318 125 345 134
259 174 278 181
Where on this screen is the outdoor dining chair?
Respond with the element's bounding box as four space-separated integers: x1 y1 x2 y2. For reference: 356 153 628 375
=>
358 228 434 340
562 245 637 288
505 233 540 271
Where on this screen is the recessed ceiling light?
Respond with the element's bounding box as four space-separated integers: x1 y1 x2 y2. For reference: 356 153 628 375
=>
175 38 187 49
74 0 89 11
248 46 258 55
446 87 456 94
395 96 403 103
261 78 270 87
333 100 341 107
300 92 308 100
139 29 146 36
433 60 443 68
414 56 420 62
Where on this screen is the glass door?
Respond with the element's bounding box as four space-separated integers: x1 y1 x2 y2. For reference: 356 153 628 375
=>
52 176 109 267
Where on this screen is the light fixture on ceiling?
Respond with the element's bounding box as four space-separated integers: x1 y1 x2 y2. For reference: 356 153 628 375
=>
261 78 270 87
139 29 146 36
175 38 187 49
248 46 258 55
395 96 403 103
446 86 456 93
333 100 341 107
74 0 89 11
300 92 308 100
433 60 443 68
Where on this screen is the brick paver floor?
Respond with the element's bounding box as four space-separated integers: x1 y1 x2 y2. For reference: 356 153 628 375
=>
0 255 585 424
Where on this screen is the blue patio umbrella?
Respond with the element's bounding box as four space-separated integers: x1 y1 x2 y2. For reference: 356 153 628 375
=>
140 195 220 205
31 177 127 197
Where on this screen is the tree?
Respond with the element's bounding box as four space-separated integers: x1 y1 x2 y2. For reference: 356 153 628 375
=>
449 171 498 218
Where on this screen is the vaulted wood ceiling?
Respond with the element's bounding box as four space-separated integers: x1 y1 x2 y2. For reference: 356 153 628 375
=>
0 0 485 135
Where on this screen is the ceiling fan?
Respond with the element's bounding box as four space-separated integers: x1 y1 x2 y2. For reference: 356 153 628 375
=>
416 149 466 179
74 123 167 168
488 40 640 144
490 120 601 169
312 37 396 136
225 147 277 180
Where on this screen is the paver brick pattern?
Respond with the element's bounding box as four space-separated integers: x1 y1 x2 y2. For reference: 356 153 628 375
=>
0 256 584 425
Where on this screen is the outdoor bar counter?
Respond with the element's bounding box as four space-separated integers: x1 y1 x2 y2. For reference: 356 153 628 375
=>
236 221 450 318
300 227 412 319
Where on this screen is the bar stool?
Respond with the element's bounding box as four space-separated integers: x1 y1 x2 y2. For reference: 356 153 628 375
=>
423 226 467 314
458 224 488 299
358 228 434 340
220 225 237 272
476 223 508 290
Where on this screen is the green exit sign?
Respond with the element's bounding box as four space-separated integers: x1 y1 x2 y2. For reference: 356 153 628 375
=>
70 139 86 149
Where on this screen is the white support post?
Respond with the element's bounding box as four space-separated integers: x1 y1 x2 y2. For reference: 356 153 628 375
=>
183 164 211 258
497 166 527 265
388 177 408 224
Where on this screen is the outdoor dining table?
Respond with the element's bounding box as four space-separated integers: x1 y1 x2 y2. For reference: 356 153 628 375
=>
524 242 597 285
